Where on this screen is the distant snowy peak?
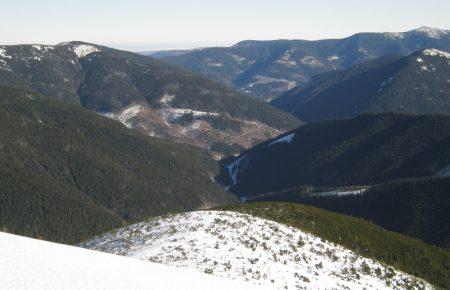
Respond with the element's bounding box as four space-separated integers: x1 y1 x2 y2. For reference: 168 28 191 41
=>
80 211 433 290
412 26 449 38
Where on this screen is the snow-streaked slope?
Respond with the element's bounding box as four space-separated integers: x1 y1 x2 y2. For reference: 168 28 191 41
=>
269 132 295 146
80 211 432 290
0 232 266 290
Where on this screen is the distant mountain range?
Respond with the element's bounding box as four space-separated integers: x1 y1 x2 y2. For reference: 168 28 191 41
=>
0 41 300 157
272 49 450 122
139 49 199 58
0 86 235 243
161 27 450 100
219 113 450 198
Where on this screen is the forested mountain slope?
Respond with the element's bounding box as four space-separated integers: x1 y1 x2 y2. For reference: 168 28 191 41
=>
219 113 450 198
273 49 450 122
0 86 235 243
250 177 450 249
0 42 300 156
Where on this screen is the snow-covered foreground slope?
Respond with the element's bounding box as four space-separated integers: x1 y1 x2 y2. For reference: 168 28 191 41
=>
0 232 267 290
80 211 433 290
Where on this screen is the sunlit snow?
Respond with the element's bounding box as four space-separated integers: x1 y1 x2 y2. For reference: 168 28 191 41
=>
0 232 262 290
80 211 433 290
72 44 101 58
269 132 295 146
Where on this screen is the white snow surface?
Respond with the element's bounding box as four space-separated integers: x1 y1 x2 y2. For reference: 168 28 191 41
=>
422 49 450 59
327 55 340 61
72 44 101 58
413 27 449 38
99 105 145 129
229 53 246 63
300 56 324 67
0 47 11 59
276 49 297 66
226 155 247 187
269 132 295 146
0 232 263 290
314 188 369 197
159 94 175 106
80 211 433 290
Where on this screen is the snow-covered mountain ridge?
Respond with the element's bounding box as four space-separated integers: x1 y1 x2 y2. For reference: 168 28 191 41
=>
80 211 433 290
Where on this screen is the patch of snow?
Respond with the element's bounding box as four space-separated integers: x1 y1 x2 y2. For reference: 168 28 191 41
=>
358 47 369 54
208 63 224 67
229 53 246 63
32 45 42 51
276 49 297 67
80 211 433 290
99 105 145 129
205 58 224 67
226 155 247 187
268 132 295 146
0 232 261 290
416 57 424 63
300 56 324 67
159 94 175 106
419 64 436 72
0 47 12 59
315 188 369 197
422 49 450 59
327 55 340 61
72 44 100 58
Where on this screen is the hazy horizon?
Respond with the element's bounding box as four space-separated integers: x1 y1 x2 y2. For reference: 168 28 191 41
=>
2 0 449 51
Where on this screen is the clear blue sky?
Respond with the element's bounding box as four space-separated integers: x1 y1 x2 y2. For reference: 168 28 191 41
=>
1 0 449 50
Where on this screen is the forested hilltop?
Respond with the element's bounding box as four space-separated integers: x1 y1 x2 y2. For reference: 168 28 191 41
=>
0 86 236 244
